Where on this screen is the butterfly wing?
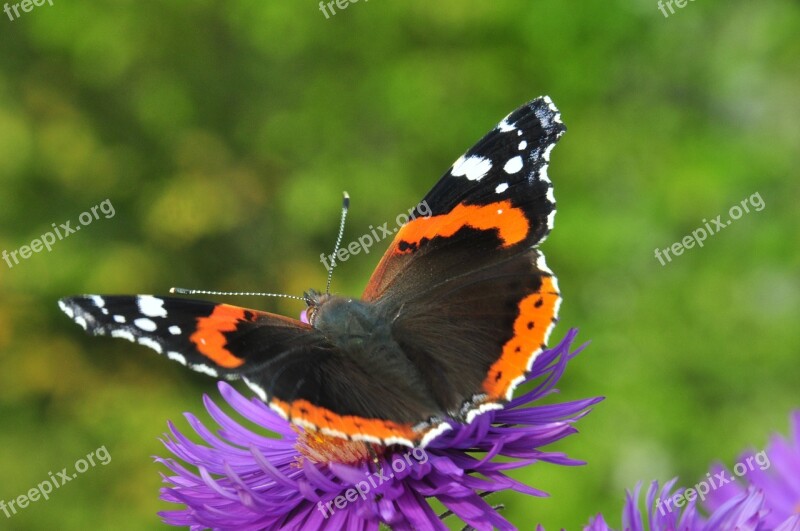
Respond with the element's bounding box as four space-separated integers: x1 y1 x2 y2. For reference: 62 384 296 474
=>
362 96 565 419
59 295 316 378
59 295 443 446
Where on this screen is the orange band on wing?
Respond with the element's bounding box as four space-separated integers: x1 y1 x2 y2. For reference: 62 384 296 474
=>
189 304 251 368
482 275 560 399
395 200 528 253
271 397 420 444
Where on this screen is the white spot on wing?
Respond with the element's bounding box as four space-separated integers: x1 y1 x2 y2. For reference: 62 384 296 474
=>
111 330 135 342
535 254 553 274
420 423 452 448
465 402 504 424
269 401 288 419
167 351 187 365
137 296 167 318
526 349 543 372
370 434 400 446
503 156 523 174
293 417 321 433
538 164 550 183
74 316 88 330
495 182 509 194
137 337 162 354
547 210 556 230
542 95 562 124
543 143 555 161
549 102 563 124
113 315 126 323
451 155 493 181
505 375 526 400
168 325 181 335
134 318 157 332
550 274 561 293
243 377 268 402
90 296 105 308
546 186 556 204
498 116 516 132
58 300 74 319
518 140 528 150
190 364 218 378
552 294 562 320
320 426 349 440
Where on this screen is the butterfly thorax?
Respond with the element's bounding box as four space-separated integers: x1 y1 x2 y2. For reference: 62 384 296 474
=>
303 291 445 426
306 291 389 346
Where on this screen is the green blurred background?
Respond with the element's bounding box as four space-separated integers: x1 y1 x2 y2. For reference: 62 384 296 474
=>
1 0 798 529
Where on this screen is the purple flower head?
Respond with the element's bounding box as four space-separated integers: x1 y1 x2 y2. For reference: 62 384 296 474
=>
580 411 800 531
582 480 770 531
157 328 602 530
704 410 800 529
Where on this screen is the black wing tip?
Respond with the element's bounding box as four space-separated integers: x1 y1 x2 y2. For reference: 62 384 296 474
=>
515 96 567 138
58 295 94 312
57 296 93 331
58 295 107 329
58 296 77 315
531 95 560 112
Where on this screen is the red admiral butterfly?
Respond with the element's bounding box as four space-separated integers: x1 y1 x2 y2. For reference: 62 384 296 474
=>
59 96 565 448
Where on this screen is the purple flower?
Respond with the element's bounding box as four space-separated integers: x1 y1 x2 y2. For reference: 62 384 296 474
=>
157 328 602 530
704 411 800 529
580 411 800 531
582 480 767 530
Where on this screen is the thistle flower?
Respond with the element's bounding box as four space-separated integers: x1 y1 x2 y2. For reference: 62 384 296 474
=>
157 328 601 530
581 411 800 531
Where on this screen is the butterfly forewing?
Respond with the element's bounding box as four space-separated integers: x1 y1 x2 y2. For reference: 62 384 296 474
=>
364 96 565 302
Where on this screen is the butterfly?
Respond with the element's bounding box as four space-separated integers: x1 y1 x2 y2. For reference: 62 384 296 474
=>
59 96 566 448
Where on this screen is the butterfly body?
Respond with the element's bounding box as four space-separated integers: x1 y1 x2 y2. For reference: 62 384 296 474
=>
306 292 444 425
60 96 566 448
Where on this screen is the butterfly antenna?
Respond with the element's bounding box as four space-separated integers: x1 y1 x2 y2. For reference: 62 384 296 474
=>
169 287 305 302
325 191 350 295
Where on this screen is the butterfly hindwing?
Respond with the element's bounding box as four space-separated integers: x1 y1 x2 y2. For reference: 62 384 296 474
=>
58 295 448 446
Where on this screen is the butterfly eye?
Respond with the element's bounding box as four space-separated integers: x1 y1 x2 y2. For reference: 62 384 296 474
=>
305 306 318 326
